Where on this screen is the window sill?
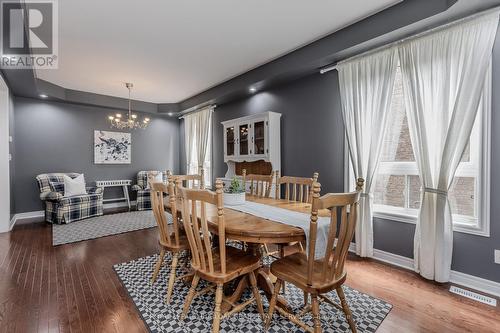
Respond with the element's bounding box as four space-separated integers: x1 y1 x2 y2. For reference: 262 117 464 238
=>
373 210 490 237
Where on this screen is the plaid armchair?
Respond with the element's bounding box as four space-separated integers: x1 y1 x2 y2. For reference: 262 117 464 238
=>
36 173 104 224
132 171 167 211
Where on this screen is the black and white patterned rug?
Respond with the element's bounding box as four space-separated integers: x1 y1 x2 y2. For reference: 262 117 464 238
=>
114 254 392 332
52 211 165 246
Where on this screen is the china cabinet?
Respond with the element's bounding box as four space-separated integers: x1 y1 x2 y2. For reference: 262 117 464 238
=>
221 111 281 182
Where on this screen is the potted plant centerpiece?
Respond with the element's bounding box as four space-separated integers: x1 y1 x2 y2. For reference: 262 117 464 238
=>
223 177 246 206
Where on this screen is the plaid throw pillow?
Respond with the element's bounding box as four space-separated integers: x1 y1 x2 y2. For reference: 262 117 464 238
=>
49 182 65 194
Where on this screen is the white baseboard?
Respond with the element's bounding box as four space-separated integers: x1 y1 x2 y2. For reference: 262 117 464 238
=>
348 243 500 298
10 210 44 230
372 248 414 270
9 200 138 230
449 270 500 298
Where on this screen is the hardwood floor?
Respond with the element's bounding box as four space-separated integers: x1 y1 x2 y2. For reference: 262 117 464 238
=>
0 221 499 333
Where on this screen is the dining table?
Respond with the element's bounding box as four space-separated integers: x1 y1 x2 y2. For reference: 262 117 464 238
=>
165 194 326 313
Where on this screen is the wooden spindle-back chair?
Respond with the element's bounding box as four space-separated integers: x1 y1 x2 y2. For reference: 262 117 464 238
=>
265 180 362 333
242 169 274 198
178 180 265 333
169 169 205 192
273 172 320 261
241 169 275 254
275 171 319 203
150 180 191 303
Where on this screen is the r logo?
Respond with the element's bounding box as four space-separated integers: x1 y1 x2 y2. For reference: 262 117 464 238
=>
2 1 55 55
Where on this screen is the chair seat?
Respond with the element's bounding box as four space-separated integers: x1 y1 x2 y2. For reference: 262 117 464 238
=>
194 245 261 283
159 232 191 252
270 252 346 293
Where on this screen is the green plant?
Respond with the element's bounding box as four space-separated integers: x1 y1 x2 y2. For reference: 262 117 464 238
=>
226 177 244 194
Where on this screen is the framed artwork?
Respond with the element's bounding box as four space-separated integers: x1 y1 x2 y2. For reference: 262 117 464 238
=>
94 130 131 164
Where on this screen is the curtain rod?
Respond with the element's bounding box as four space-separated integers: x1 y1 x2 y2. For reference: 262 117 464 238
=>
320 6 500 74
178 104 216 119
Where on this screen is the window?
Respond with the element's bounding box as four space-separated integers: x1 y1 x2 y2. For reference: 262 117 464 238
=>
347 65 491 236
187 122 212 188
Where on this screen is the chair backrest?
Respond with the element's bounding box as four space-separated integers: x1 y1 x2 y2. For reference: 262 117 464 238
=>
138 170 167 188
275 171 319 203
150 181 182 248
169 170 205 192
179 180 226 275
306 181 361 286
36 173 81 193
242 169 274 198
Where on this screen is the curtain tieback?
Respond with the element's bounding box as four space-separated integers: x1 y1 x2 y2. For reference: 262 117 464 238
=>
423 187 448 196
360 192 373 199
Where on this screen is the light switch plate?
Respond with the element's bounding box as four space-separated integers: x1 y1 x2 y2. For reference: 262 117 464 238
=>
495 250 500 264
9 136 12 142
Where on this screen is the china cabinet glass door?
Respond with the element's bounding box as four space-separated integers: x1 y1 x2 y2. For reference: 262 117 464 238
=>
226 126 235 156
239 124 249 156
253 120 265 155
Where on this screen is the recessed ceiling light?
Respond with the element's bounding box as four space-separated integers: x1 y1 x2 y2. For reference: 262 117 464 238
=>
167 112 174 116
39 94 48 98
249 87 257 93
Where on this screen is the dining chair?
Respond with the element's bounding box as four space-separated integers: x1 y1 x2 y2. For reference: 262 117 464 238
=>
150 179 191 304
275 171 319 204
274 172 320 264
179 179 265 333
169 169 205 191
265 180 362 333
242 169 275 198
241 169 276 254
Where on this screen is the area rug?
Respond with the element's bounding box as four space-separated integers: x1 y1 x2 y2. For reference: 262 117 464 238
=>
52 211 165 246
114 254 392 332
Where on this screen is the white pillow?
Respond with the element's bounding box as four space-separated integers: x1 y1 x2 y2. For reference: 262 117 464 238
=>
146 172 163 189
63 174 87 197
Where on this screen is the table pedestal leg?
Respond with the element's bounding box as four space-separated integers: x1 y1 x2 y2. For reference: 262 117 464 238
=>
221 243 291 314
256 267 291 312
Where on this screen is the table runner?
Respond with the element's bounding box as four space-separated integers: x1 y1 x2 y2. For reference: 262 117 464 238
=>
228 201 330 259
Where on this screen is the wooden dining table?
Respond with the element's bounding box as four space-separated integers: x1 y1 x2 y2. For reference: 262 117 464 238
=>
165 195 323 312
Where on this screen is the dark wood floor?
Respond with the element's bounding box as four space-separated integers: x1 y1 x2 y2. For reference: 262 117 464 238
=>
0 221 499 333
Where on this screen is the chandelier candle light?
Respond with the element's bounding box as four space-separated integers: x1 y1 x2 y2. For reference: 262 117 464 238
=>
108 83 150 129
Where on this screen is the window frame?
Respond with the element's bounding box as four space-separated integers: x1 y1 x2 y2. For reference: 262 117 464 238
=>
344 66 491 238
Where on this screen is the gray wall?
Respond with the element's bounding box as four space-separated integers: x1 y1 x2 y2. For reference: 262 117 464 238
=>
212 73 345 194
13 97 180 213
188 27 500 283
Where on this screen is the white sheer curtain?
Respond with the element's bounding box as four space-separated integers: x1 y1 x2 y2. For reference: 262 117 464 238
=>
398 12 499 282
338 48 398 257
184 106 214 187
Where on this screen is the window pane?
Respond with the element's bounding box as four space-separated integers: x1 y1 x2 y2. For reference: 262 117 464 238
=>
380 66 415 162
374 175 405 208
366 63 486 231
408 175 421 209
449 177 476 218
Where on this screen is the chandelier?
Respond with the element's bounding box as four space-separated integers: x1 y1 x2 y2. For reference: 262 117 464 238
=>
108 83 150 129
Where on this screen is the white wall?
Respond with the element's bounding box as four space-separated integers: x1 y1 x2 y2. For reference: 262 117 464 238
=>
0 75 10 233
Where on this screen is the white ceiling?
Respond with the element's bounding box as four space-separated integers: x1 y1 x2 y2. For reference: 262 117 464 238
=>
36 0 400 103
